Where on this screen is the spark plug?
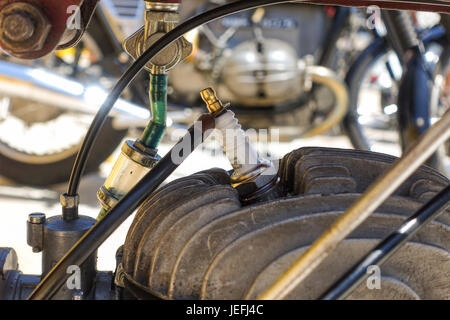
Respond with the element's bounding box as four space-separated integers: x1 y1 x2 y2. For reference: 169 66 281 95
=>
200 87 280 203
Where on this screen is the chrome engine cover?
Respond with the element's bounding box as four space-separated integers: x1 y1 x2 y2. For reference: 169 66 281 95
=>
220 39 303 107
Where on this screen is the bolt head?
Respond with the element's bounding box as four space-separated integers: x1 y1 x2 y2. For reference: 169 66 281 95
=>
0 2 51 54
3 13 34 42
28 213 46 224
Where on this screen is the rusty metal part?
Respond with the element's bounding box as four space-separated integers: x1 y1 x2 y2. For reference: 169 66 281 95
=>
121 148 448 300
3 13 34 42
0 0 99 58
0 2 51 54
258 109 450 300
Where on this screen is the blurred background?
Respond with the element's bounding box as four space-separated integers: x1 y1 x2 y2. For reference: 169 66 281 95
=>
0 1 448 276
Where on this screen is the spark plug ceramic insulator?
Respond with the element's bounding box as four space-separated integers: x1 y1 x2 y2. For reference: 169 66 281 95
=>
200 87 261 176
213 109 261 177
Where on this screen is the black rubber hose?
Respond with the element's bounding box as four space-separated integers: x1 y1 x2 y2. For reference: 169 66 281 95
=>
320 184 450 300
66 0 297 196
28 114 215 300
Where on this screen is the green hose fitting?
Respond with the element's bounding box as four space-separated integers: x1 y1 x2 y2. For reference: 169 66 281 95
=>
140 73 168 149
96 74 167 221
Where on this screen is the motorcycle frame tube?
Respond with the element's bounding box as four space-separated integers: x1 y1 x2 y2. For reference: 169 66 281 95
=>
28 113 215 300
258 108 450 300
397 30 448 153
140 74 168 149
320 184 450 300
381 10 422 64
398 51 433 146
318 6 352 67
303 0 450 13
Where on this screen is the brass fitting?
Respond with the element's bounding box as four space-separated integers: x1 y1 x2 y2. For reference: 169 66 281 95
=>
200 87 227 115
123 1 192 74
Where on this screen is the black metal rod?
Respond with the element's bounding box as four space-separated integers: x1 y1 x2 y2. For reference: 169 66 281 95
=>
28 114 215 300
320 184 450 300
318 6 351 67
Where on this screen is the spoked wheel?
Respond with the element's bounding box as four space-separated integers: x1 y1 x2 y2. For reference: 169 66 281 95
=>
0 17 127 186
344 38 402 156
0 101 126 186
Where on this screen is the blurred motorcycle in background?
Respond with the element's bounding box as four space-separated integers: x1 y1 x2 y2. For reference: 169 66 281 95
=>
343 9 449 176
0 0 447 186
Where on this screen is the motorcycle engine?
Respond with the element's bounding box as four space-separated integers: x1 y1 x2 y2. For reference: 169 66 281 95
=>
170 3 330 108
118 147 450 300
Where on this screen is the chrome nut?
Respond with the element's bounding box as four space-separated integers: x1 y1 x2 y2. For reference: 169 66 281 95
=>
60 193 80 209
0 2 51 53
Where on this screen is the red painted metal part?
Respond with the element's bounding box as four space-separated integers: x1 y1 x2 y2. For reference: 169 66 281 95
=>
300 0 450 13
0 0 84 59
147 0 182 3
